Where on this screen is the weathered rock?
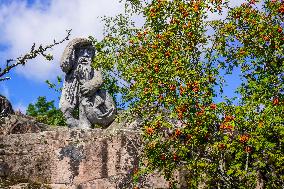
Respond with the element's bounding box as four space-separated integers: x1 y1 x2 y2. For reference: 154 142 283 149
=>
60 38 116 129
0 127 168 189
0 95 14 117
0 114 52 135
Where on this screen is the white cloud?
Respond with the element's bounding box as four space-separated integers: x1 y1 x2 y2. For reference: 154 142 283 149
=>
0 0 124 82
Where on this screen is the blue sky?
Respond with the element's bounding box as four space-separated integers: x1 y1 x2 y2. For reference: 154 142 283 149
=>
0 0 246 113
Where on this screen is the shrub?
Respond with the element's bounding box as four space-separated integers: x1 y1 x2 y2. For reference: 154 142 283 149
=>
26 96 66 126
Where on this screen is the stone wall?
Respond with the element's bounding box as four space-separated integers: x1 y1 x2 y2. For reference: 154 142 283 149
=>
0 127 168 189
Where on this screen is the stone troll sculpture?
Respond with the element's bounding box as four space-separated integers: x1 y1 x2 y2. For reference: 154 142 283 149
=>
59 38 116 129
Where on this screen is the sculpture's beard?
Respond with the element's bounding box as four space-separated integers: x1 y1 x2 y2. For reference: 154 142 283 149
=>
74 63 94 82
78 57 92 64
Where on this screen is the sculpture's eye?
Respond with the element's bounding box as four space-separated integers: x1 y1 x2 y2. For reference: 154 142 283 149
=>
78 49 85 55
87 48 94 55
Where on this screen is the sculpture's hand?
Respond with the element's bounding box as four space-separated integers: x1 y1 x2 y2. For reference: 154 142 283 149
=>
81 83 98 95
81 83 92 95
80 69 103 96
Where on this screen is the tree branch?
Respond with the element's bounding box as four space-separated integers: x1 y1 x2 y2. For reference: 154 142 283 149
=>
0 29 72 82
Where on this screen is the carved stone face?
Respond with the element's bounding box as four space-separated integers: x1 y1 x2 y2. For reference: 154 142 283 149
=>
74 45 96 82
75 45 95 65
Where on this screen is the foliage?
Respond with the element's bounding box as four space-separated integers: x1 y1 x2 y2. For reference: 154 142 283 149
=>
45 76 63 100
211 0 284 187
26 96 66 126
92 0 283 188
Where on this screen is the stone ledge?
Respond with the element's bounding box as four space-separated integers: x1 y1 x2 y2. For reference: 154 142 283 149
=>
0 128 168 189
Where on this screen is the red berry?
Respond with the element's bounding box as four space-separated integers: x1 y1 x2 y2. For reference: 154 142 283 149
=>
146 127 154 135
210 103 217 110
245 146 252 153
169 84 176 91
175 129 181 136
173 153 178 161
218 143 226 150
161 154 166 161
239 134 250 143
263 36 269 41
273 97 279 105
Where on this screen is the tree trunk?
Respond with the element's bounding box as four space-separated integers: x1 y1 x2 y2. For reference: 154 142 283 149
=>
256 171 265 189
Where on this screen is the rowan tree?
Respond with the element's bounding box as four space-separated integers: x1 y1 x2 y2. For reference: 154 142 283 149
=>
92 0 283 188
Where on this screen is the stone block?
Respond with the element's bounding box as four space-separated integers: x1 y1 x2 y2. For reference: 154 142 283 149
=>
0 128 168 188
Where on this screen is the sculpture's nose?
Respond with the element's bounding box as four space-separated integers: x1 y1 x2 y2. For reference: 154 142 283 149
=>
83 49 90 57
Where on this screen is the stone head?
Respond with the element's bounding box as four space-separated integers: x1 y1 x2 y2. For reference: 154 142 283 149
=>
60 38 96 73
75 43 95 65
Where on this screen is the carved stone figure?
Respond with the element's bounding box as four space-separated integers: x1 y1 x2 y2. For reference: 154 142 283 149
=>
59 38 116 129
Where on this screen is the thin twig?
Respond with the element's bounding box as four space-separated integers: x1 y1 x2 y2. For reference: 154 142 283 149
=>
0 29 72 81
